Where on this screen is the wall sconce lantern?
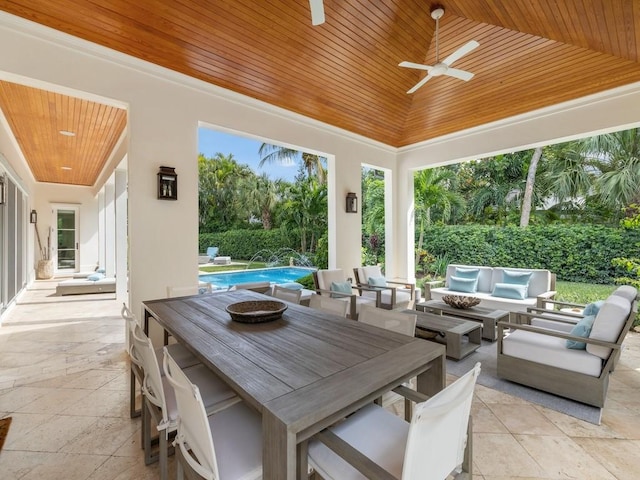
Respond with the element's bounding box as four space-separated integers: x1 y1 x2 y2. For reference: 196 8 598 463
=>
157 166 178 200
346 192 358 213
0 174 5 205
30 210 38 224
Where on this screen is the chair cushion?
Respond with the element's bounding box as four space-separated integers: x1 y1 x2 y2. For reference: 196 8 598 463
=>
586 295 631 359
612 285 638 303
583 301 605 316
308 404 407 480
330 281 352 298
566 315 596 349
448 276 477 293
279 282 303 290
503 330 603 376
492 283 528 300
368 276 387 287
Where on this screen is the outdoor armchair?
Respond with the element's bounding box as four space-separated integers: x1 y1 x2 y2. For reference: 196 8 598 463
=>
312 269 380 319
353 266 415 310
498 294 637 409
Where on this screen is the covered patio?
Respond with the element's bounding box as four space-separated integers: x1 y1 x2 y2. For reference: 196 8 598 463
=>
1 283 640 479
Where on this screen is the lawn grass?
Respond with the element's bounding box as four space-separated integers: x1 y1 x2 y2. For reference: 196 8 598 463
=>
198 261 267 273
554 281 617 305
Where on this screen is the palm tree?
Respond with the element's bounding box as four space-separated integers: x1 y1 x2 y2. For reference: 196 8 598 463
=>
414 167 465 264
582 128 640 209
247 174 280 229
258 143 327 184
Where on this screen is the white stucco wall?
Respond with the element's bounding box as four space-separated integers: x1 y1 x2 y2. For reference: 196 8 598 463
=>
0 12 396 342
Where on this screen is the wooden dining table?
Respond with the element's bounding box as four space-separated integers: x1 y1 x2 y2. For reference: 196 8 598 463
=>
143 289 446 480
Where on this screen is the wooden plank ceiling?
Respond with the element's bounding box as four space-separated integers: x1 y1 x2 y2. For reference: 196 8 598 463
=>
0 0 639 185
0 81 126 186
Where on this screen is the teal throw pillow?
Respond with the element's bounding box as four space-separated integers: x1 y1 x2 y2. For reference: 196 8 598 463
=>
279 282 303 290
454 267 480 280
448 276 477 293
491 282 528 300
566 315 596 349
87 272 105 281
330 281 352 298
96 268 106 274
503 270 533 285
583 300 604 316
368 276 387 287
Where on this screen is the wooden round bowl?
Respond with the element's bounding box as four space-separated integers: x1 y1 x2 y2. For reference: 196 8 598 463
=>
226 300 287 323
442 295 481 309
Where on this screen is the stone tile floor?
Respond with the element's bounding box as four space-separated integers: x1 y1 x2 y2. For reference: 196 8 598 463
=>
1 280 640 479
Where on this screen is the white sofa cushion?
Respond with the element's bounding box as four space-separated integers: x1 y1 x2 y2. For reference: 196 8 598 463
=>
503 329 603 377
611 285 638 303
586 295 631 359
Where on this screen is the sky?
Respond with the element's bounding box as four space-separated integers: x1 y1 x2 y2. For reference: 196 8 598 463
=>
198 127 300 182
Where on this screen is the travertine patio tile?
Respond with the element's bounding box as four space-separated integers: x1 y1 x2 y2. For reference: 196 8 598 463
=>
60 416 139 455
485 403 564 436
473 433 545 477
19 452 108 480
573 438 640 480
515 434 616 479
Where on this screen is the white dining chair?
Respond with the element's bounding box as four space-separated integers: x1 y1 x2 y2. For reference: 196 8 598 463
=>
231 281 272 294
167 283 212 297
358 304 417 337
308 294 349 317
357 304 417 416
131 327 240 480
308 362 481 480
272 285 302 304
122 303 202 420
163 347 263 480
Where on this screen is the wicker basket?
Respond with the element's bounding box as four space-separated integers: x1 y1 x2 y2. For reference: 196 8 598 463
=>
36 260 54 280
226 300 287 323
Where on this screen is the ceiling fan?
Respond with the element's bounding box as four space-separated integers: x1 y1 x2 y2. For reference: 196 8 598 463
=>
399 7 479 94
309 0 325 26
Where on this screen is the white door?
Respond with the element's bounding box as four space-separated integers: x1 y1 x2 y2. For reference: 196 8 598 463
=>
53 206 79 272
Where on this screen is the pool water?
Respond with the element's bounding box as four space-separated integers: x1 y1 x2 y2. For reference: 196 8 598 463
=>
199 266 315 290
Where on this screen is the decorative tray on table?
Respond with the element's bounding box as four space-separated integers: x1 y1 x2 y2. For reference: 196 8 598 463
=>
442 295 481 309
226 300 287 323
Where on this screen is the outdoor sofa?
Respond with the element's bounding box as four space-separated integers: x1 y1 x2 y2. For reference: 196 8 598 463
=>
424 264 556 312
497 287 638 409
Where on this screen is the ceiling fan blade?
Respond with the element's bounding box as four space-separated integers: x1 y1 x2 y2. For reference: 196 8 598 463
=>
407 74 433 94
399 61 433 72
309 0 325 25
445 68 474 81
442 40 479 67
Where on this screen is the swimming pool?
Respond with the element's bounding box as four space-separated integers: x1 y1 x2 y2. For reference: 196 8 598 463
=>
199 266 316 290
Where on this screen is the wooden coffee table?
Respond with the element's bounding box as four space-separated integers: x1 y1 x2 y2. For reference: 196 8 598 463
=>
405 309 482 360
416 300 509 341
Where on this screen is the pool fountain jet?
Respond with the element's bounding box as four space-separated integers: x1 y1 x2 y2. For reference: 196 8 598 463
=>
245 248 314 269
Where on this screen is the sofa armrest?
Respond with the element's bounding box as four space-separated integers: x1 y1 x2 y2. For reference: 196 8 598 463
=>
527 306 584 320
535 298 586 310
513 310 580 327
423 280 445 300
497 320 621 350
536 290 557 308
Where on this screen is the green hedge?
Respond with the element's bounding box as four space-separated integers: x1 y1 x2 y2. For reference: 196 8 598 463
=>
420 225 640 284
199 228 299 261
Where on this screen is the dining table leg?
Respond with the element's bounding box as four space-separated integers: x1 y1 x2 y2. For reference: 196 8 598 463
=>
262 409 296 480
416 347 446 397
